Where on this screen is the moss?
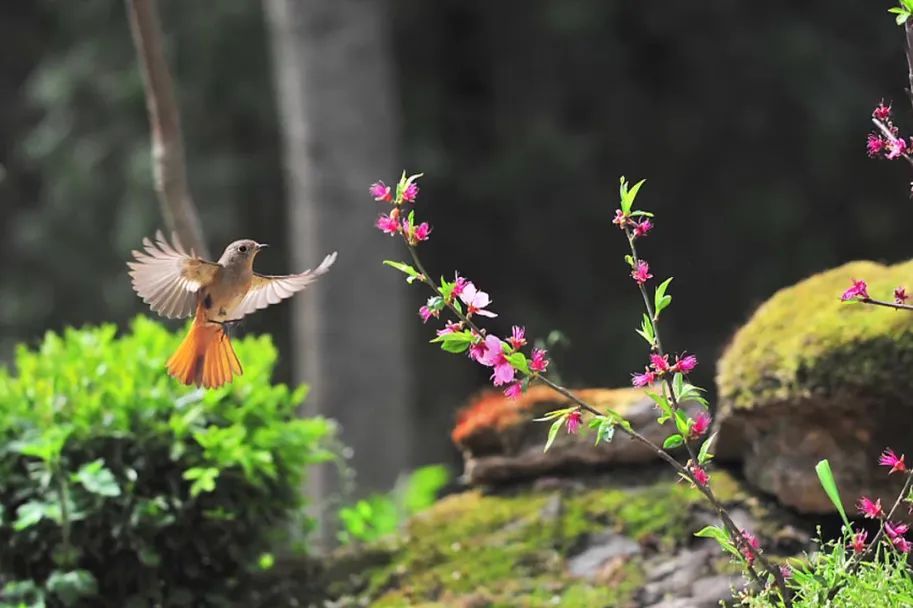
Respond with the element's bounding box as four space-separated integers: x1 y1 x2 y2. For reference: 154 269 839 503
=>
342 469 766 607
717 260 913 411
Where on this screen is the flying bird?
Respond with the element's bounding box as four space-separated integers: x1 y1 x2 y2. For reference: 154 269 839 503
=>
128 231 336 389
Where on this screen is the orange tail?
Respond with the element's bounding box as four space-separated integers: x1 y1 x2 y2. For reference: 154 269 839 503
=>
167 319 243 389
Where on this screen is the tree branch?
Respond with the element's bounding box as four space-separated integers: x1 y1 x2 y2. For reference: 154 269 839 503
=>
126 0 209 258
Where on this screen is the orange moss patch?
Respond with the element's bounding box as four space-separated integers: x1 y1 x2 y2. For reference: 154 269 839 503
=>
451 385 648 447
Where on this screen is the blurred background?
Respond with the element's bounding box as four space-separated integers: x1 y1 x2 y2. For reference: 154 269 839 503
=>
0 0 911 497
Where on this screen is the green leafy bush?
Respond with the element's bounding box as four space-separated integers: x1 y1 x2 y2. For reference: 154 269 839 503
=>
337 464 450 544
0 317 334 607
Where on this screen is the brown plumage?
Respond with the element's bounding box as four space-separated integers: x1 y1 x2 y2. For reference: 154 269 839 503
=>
128 231 336 388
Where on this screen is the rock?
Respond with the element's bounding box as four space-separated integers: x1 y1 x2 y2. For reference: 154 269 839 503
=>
313 468 811 607
566 531 641 579
716 260 913 513
452 385 703 486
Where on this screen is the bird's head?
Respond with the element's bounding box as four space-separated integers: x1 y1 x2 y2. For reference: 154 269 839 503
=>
219 239 268 269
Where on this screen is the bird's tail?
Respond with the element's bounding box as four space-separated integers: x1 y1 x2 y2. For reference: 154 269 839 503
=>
167 318 242 389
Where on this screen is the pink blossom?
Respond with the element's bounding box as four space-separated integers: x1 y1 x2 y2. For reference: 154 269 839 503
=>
631 368 656 387
886 136 908 160
376 214 400 235
504 382 523 400
530 348 550 373
459 282 498 318
850 529 868 554
437 321 463 337
369 181 393 202
468 340 487 363
402 182 419 202
895 286 909 305
740 530 761 566
633 218 653 238
566 410 583 434
690 412 712 438
631 260 653 285
690 464 709 487
886 521 909 541
419 306 434 323
612 209 628 228
672 353 698 374
857 496 884 519
840 279 869 301
779 565 792 580
412 222 432 242
893 536 912 553
508 326 527 350
867 134 886 158
479 335 515 386
452 274 468 298
879 448 907 474
873 101 893 121
650 353 670 374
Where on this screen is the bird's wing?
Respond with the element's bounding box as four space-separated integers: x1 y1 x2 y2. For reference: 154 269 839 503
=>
225 252 337 321
127 230 220 319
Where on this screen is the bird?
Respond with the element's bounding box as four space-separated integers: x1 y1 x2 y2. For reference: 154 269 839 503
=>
127 231 336 389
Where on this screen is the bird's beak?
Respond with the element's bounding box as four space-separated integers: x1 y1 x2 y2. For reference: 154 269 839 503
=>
256 243 269 251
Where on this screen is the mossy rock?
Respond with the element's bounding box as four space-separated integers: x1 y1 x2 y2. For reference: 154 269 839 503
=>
716 260 913 513
316 468 809 607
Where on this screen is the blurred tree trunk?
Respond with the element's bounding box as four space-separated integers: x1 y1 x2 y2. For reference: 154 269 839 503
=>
263 0 411 546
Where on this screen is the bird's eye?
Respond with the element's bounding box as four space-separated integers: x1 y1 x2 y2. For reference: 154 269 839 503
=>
238 245 248 253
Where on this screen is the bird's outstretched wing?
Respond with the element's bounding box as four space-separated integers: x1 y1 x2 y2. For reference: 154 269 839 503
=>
225 252 337 321
127 231 220 319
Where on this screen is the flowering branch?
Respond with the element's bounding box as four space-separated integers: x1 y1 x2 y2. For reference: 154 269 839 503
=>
369 173 791 604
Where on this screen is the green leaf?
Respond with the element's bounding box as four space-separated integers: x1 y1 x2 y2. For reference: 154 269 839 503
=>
183 467 220 498
902 0 913 11
72 459 120 497
544 416 566 452
898 11 910 25
694 525 739 558
14 501 47 531
698 433 716 464
46 570 97 606
654 278 673 316
430 330 474 354
506 352 530 374
645 391 673 423
534 407 573 422
815 459 850 527
662 433 684 449
594 418 616 445
382 260 421 283
628 210 654 217
624 254 635 268
620 177 646 214
636 314 655 346
673 409 691 436
672 372 684 401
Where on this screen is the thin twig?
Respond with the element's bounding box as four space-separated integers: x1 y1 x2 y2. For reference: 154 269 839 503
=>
126 0 209 258
624 227 790 602
860 296 913 311
403 240 779 599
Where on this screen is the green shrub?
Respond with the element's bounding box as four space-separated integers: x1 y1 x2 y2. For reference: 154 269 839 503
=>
0 317 334 607
337 464 450 544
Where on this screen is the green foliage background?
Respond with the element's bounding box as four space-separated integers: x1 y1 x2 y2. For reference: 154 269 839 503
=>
0 318 333 607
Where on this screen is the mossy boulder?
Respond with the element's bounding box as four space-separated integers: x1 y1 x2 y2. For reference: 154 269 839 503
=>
716 260 913 513
313 468 810 607
453 385 701 486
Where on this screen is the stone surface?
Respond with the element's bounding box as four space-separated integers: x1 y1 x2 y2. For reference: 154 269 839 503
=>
452 385 703 486
567 531 641 579
715 260 913 513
